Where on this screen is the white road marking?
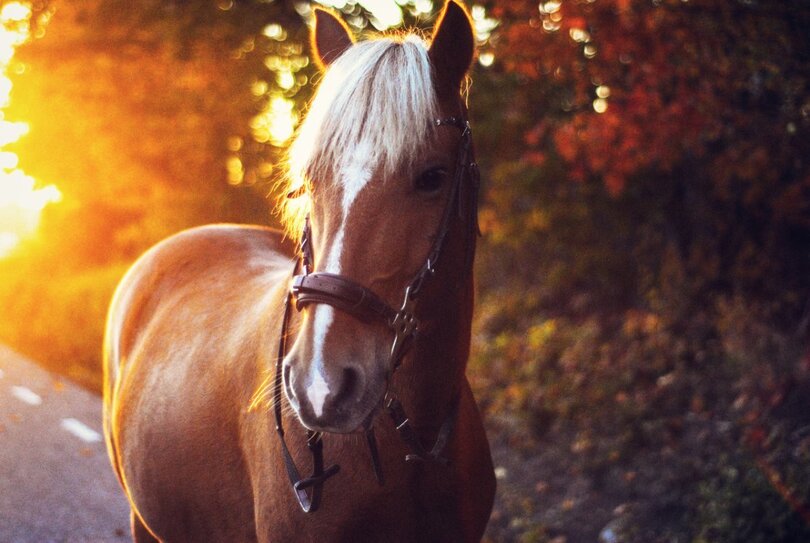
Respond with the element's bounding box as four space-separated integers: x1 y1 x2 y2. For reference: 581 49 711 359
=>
60 418 102 443
11 385 42 406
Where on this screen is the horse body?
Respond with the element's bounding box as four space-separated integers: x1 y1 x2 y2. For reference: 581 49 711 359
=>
105 225 493 541
104 3 495 541
104 225 287 541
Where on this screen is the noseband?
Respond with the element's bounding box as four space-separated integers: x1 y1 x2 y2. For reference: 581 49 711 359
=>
272 116 480 513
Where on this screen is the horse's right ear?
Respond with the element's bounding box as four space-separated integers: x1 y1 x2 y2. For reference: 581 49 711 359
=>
311 8 355 70
428 1 475 99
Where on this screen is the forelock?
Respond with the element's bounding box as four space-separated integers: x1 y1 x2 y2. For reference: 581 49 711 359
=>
280 33 439 239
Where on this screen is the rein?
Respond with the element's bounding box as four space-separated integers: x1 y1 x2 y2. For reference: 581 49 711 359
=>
273 116 479 513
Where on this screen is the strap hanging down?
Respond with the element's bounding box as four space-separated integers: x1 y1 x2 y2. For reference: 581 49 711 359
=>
273 284 340 513
386 394 458 465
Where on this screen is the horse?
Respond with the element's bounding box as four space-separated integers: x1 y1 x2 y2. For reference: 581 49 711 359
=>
103 2 495 541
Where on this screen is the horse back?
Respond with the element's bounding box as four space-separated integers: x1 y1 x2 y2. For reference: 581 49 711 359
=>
103 224 292 541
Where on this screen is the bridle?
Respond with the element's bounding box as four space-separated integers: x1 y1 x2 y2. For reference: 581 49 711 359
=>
272 116 480 513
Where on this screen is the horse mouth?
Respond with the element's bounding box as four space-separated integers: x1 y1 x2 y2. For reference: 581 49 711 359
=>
284 372 386 434
298 396 384 435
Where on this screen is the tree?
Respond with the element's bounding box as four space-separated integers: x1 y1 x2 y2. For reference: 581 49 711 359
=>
2 0 313 385
467 1 810 538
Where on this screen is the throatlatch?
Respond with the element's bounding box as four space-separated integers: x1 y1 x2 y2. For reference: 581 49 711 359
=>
273 116 479 513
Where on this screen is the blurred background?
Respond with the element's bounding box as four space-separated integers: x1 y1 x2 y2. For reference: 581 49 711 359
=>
1 0 809 541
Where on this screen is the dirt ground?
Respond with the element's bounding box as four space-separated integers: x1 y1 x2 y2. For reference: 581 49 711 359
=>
483 414 620 543
481 411 699 543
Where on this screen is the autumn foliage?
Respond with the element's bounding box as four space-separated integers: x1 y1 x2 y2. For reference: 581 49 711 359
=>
469 0 810 539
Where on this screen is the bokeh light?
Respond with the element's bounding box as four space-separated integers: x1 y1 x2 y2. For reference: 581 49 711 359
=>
0 1 61 258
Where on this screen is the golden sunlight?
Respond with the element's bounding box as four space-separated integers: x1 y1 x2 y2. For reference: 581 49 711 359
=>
314 0 403 30
250 95 298 148
0 1 61 258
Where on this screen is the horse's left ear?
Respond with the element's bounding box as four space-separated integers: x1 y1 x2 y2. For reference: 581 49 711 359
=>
428 1 475 99
312 7 355 70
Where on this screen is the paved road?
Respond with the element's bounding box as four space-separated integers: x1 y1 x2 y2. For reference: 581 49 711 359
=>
0 345 130 542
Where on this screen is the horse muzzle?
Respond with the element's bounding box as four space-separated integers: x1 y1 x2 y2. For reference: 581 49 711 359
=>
282 348 388 434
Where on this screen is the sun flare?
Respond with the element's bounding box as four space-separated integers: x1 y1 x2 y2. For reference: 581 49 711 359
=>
0 1 60 258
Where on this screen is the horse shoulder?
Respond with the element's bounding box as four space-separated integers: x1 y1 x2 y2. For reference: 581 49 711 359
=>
106 224 290 369
104 224 292 542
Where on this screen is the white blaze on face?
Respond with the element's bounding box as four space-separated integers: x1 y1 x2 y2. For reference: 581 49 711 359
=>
305 143 374 416
307 370 330 417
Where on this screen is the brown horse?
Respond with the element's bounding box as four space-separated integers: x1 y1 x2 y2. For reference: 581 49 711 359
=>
103 2 495 541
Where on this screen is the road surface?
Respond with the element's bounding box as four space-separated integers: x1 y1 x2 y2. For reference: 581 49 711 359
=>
0 345 130 542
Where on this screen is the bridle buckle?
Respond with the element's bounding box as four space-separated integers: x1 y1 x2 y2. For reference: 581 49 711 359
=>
389 286 419 367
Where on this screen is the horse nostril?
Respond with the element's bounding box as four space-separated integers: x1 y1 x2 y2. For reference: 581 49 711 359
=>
283 363 298 403
283 363 292 389
332 367 359 405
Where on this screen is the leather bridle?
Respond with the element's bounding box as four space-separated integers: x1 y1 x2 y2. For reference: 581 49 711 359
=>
272 116 480 513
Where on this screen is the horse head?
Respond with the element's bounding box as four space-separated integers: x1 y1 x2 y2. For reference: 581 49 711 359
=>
281 1 477 434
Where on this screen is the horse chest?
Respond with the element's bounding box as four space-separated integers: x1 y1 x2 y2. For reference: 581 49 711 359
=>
253 469 466 542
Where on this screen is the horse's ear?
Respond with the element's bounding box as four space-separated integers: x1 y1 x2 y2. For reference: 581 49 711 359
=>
311 8 355 70
428 1 475 99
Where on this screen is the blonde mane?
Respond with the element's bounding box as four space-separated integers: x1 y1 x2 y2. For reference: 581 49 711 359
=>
280 32 439 239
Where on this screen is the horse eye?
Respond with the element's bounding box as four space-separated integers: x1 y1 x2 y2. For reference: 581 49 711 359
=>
414 167 447 193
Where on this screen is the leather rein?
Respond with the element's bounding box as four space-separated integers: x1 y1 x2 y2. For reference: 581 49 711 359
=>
272 116 480 513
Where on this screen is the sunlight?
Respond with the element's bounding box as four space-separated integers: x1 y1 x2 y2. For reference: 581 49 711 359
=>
0 118 27 145
0 170 59 211
471 5 498 42
250 95 298 148
472 4 498 67
358 0 402 30
0 1 61 258
315 0 403 30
